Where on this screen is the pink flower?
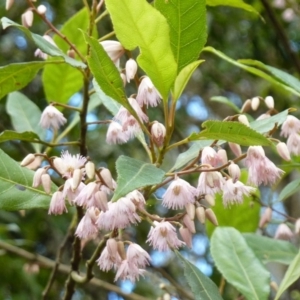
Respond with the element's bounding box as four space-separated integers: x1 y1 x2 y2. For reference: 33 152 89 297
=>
126 243 151 269
48 191 67 215
197 169 224 195
245 146 284 186
62 179 85 204
114 260 144 282
280 115 300 138
75 207 99 240
201 147 221 166
40 105 67 130
97 197 141 230
73 182 101 208
106 121 131 144
162 177 196 209
136 76 161 107
97 239 122 272
146 221 185 251
100 40 124 66
125 59 138 82
287 133 300 156
222 179 256 207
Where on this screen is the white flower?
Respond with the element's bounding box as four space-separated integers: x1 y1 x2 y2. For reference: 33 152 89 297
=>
40 105 67 130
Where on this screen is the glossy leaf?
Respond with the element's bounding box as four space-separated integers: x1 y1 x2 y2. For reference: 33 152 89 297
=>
93 79 120 116
174 250 223 300
239 59 300 93
190 120 272 146
42 8 90 104
6 92 45 152
155 0 206 73
173 60 204 101
206 0 260 16
210 96 240 113
278 178 300 202
105 0 177 100
211 227 270 300
0 62 48 100
250 109 289 134
0 148 53 210
275 250 300 300
243 233 298 265
112 156 165 201
203 47 300 97
0 131 41 144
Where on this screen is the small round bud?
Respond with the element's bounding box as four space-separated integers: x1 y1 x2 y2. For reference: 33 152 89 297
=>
20 154 35 167
238 114 250 126
21 10 34 28
151 121 166 147
276 142 291 161
265 96 274 109
67 49 76 59
37 5 47 15
251 97 260 111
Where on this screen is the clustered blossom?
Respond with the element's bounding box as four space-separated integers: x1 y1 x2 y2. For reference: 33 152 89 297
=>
281 115 300 156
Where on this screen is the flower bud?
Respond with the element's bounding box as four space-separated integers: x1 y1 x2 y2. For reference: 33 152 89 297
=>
163 293 171 300
217 149 228 165
241 99 252 113
179 227 192 248
72 169 83 190
41 173 51 194
85 161 95 179
106 238 118 254
6 0 14 10
53 157 65 175
182 214 196 233
67 49 76 59
100 168 114 190
32 168 46 188
117 241 126 260
265 96 274 109
274 223 293 240
185 203 195 220
228 142 242 157
251 97 260 111
20 153 35 167
295 218 300 235
94 190 108 211
37 5 47 14
228 162 241 183
125 59 138 82
276 142 291 161
151 121 166 147
238 114 249 126
205 208 218 226
196 206 206 224
100 40 124 64
204 194 215 207
21 10 34 28
120 73 127 87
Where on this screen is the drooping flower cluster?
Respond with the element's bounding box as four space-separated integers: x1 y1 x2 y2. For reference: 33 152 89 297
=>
281 115 300 156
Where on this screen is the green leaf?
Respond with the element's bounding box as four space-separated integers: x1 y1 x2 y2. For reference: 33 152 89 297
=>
211 227 270 300
93 79 120 116
243 233 298 265
210 96 240 113
1 17 86 69
238 59 300 93
105 0 177 100
171 140 217 171
206 0 260 16
0 149 53 210
275 250 300 300
0 131 41 144
173 60 204 101
203 47 300 97
250 109 289 134
190 120 272 146
6 92 45 152
155 0 206 73
0 62 49 100
112 156 165 201
206 171 260 237
42 8 91 104
278 178 300 202
174 250 223 300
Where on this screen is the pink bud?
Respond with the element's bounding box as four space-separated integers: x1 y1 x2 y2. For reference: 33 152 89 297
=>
182 214 196 233
125 59 138 82
117 241 126 260
265 96 274 109
259 207 272 228
151 122 166 147
100 168 114 190
67 49 76 59
6 0 14 10
251 97 260 111
204 194 215 206
53 157 65 175
185 203 195 220
238 114 250 126
72 169 83 190
276 142 291 161
241 99 252 113
20 153 35 167
274 223 293 240
94 191 108 211
179 227 192 248
228 142 242 157
228 162 241 182
85 161 95 179
21 10 34 28
196 207 206 224
41 173 51 194
217 149 228 165
120 73 127 87
32 168 46 188
205 208 218 226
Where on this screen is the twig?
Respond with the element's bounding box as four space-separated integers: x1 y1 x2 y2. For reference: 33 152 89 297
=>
0 240 148 300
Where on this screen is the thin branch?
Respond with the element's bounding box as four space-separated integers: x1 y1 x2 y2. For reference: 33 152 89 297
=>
0 240 148 300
